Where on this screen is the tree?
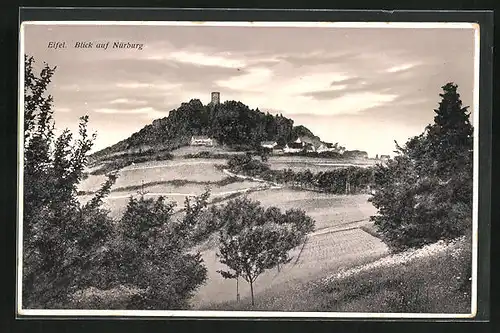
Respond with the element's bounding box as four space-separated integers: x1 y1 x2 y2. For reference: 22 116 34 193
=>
369 83 473 250
217 224 296 306
22 55 117 308
108 195 208 310
214 197 315 305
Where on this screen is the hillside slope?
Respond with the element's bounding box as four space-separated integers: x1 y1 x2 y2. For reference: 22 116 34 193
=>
89 99 326 162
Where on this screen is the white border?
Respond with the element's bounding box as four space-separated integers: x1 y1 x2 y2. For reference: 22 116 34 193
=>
20 21 476 28
17 21 480 319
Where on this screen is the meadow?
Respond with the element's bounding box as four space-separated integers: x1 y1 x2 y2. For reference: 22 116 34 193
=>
266 156 377 172
169 145 244 157
193 227 389 309
77 156 398 309
201 236 471 313
245 188 377 230
79 159 228 193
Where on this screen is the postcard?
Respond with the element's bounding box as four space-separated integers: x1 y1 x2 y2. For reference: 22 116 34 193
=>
18 18 483 319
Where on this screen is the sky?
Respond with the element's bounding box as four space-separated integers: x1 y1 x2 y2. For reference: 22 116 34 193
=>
22 23 477 157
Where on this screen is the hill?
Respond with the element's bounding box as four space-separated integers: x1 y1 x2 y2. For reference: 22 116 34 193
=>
89 99 327 162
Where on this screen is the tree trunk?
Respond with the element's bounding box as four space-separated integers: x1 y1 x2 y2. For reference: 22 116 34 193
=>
236 276 240 302
250 280 255 306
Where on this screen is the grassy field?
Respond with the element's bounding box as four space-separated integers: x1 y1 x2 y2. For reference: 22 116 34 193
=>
78 157 396 311
266 156 377 172
245 188 377 230
170 145 243 157
79 159 228 193
78 158 378 224
200 236 471 313
189 189 387 309
79 180 267 219
192 227 389 309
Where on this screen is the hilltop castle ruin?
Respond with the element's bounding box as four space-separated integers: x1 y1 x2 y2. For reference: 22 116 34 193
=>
210 92 220 106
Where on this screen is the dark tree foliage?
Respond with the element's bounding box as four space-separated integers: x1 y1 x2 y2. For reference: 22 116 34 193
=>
23 56 210 310
369 83 473 250
226 155 374 194
23 55 116 308
99 195 208 310
215 197 315 305
90 99 316 160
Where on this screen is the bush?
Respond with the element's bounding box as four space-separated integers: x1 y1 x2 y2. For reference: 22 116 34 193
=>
369 83 473 250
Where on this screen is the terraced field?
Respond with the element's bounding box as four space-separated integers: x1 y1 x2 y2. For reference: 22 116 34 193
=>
266 156 377 173
192 227 389 309
79 159 228 193
169 145 243 157
79 180 266 219
78 157 389 310
245 188 377 230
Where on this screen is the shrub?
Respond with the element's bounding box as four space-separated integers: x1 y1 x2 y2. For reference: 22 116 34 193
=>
369 83 473 250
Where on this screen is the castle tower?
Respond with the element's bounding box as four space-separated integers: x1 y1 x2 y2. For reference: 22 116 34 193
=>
211 91 220 106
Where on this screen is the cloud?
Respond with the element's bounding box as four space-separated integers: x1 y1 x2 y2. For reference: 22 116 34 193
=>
172 50 247 68
276 51 360 67
146 50 247 69
115 82 182 90
108 98 149 107
216 67 273 91
93 106 166 119
386 63 420 73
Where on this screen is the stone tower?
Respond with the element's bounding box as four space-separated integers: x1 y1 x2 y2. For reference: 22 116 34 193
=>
211 92 220 106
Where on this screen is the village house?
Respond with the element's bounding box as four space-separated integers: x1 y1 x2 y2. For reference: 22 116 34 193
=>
190 135 215 146
304 143 316 153
260 141 278 149
316 143 329 153
283 141 304 154
273 145 285 154
316 142 343 154
293 137 305 145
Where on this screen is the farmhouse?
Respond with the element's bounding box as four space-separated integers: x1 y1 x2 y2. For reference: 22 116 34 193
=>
260 141 278 149
284 142 304 154
304 143 316 153
316 143 329 153
294 137 305 145
273 145 285 154
190 135 215 146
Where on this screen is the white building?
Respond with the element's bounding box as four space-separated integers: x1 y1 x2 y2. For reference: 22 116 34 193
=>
283 142 304 154
190 135 215 146
260 141 278 149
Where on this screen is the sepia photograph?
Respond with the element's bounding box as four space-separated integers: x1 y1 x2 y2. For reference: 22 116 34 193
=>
18 19 481 318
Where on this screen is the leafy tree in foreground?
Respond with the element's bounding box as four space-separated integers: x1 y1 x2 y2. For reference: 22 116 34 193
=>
23 55 117 308
217 224 296 306
110 195 208 309
369 83 473 250
215 197 314 305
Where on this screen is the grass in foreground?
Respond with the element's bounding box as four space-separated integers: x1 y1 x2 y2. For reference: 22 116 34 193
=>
199 236 471 313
